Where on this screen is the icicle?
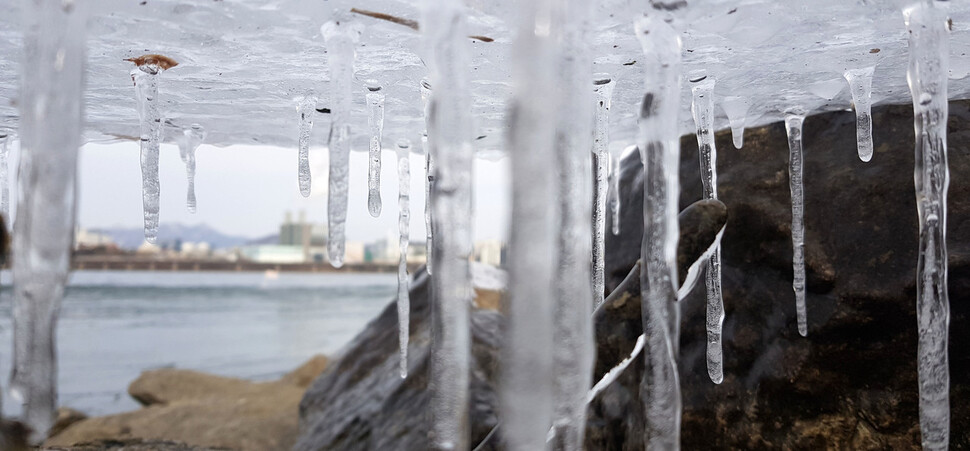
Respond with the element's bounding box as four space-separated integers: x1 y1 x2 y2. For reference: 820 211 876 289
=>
721 96 749 149
610 151 622 235
11 0 87 442
421 0 474 448
634 16 683 450
0 133 10 220
366 80 385 217
500 0 557 448
131 66 164 243
689 75 724 385
178 124 205 214
297 93 316 198
550 0 595 447
904 3 951 449
785 113 808 337
844 67 875 162
421 79 434 275
395 138 411 379
587 333 646 403
592 74 616 309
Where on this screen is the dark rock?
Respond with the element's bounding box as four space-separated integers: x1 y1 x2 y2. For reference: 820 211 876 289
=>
593 100 970 448
42 438 227 450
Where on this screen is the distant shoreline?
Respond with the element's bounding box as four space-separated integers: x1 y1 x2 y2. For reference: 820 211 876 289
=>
68 256 423 274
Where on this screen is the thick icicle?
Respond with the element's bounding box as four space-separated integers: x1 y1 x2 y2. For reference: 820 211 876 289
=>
904 3 951 449
321 18 360 268
131 65 164 244
785 113 808 337
690 75 724 385
395 138 411 379
592 74 616 309
721 96 749 149
366 81 385 217
11 0 87 442
500 0 557 448
634 16 683 450
297 94 316 198
422 0 474 448
0 133 10 220
844 67 875 162
178 124 206 213
421 79 434 275
550 0 596 447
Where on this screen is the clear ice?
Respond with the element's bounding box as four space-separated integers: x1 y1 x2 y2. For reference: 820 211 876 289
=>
0 133 10 220
785 113 808 337
721 96 749 149
592 74 616 309
395 138 411 379
905 2 951 449
178 124 206 213
321 18 360 268
422 0 475 448
367 81 385 217
297 93 316 198
634 16 683 450
844 67 875 162
690 75 724 385
421 79 434 275
10 0 87 442
131 65 163 244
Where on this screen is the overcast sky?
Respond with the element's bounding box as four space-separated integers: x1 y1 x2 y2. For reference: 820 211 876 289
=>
67 141 509 243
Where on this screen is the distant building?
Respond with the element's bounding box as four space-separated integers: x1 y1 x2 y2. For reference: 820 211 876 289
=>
75 228 115 249
135 241 161 255
279 210 328 263
473 240 506 267
180 242 211 257
239 245 305 264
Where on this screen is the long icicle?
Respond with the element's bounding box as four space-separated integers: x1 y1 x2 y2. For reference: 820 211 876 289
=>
321 17 360 268
422 0 474 447
785 113 808 337
297 93 316 198
395 138 411 379
690 75 724 384
178 124 206 213
550 0 595 446
0 133 10 220
10 0 87 442
500 0 557 447
421 79 434 275
592 74 616 309
904 3 951 448
367 80 385 217
844 67 875 162
131 64 164 244
634 16 683 450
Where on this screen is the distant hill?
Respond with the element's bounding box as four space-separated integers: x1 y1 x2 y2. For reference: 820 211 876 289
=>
93 223 255 250
246 233 279 245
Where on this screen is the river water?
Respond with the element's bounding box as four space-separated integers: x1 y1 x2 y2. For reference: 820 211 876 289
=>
0 270 395 417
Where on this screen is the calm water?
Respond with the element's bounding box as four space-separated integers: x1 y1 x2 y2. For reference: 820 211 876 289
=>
0 270 396 416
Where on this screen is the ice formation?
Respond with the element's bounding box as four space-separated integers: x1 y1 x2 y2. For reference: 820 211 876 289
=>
609 152 622 235
721 96 749 149
904 2 951 448
844 67 876 162
690 75 724 385
422 0 475 448
178 124 206 213
131 65 163 243
297 94 316 198
10 0 87 442
366 81 385 217
0 133 10 220
321 18 361 268
634 15 683 450
395 138 411 379
785 113 808 337
421 80 434 275
592 74 616 309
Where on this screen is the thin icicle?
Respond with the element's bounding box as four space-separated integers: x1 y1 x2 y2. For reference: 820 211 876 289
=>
634 16 683 450
592 74 616 309
366 80 385 217
550 0 595 447
422 0 475 448
421 79 434 275
610 151 623 235
178 124 206 214
0 133 10 220
131 65 164 244
10 0 87 442
395 138 411 379
297 93 316 198
690 75 724 385
785 113 808 337
844 67 875 162
721 96 749 150
500 0 557 448
904 3 951 449
321 18 361 268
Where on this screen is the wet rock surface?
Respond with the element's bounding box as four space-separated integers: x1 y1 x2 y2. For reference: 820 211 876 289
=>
593 100 970 449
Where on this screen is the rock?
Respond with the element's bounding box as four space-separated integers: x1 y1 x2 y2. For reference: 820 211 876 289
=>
279 355 330 389
50 407 88 438
43 438 226 450
590 100 970 448
0 419 31 451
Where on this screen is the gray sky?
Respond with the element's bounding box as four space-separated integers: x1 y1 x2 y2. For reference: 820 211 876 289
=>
74 142 510 242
